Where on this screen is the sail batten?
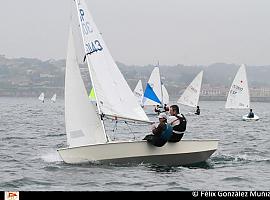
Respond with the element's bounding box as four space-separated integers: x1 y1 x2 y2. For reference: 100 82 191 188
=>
75 0 149 122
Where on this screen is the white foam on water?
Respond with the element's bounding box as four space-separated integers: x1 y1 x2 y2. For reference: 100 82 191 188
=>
41 149 63 163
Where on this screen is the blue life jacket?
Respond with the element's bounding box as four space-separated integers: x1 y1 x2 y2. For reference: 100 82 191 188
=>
160 124 173 141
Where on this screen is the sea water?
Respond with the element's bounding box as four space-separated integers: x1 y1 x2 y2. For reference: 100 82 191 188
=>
0 97 269 191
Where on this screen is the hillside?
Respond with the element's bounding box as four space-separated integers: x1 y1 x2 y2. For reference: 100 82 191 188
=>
0 55 270 98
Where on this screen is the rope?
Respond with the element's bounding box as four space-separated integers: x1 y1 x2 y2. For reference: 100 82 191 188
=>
112 120 118 140
125 121 136 140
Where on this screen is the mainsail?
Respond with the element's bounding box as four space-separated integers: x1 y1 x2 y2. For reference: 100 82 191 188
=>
162 83 169 105
225 64 250 109
65 27 107 147
75 0 149 122
38 92 45 102
51 93 57 102
133 80 143 106
177 71 203 108
143 67 162 106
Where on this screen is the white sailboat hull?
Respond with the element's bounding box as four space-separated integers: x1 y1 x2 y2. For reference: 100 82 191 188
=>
185 112 198 116
242 114 259 121
57 139 218 165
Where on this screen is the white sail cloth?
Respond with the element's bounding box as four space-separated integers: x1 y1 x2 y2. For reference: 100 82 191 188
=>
133 80 144 106
225 64 250 109
65 28 107 147
178 71 203 107
75 0 149 122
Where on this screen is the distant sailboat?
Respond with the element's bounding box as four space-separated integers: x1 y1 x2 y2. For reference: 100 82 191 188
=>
225 64 259 121
89 87 96 102
162 83 169 106
143 67 162 107
51 93 57 103
38 92 45 103
177 71 203 114
133 80 144 107
57 0 218 165
143 67 169 114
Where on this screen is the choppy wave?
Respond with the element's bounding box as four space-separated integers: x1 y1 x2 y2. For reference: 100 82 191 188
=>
0 98 270 190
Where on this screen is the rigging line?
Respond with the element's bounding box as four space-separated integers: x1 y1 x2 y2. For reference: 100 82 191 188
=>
102 115 153 124
124 121 136 140
112 120 118 140
83 53 91 62
99 113 110 142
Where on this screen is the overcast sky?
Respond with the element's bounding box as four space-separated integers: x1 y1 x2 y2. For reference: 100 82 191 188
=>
1 0 270 65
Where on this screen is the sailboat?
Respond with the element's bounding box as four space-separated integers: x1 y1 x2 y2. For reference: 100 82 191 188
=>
133 80 144 107
143 67 169 114
225 64 259 121
38 92 45 103
57 0 218 165
177 71 203 115
89 87 96 102
51 93 57 103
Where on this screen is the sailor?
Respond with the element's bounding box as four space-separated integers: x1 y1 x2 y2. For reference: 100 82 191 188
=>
167 105 187 142
247 109 254 118
143 112 172 147
161 104 170 113
154 105 161 115
195 105 200 115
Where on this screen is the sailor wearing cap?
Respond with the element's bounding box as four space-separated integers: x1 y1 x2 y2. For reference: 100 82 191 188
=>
143 112 172 147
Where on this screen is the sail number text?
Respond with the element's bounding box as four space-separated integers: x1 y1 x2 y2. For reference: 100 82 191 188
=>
85 40 103 55
79 8 103 54
79 8 93 35
230 84 243 95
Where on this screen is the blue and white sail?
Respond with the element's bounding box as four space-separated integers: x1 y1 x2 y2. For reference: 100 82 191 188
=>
143 67 162 106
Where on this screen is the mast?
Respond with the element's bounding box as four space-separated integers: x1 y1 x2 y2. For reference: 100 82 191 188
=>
74 0 109 142
157 61 164 107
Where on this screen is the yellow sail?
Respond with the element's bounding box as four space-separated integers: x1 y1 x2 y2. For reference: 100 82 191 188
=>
89 87 96 101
